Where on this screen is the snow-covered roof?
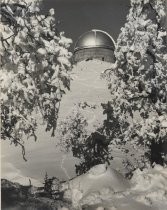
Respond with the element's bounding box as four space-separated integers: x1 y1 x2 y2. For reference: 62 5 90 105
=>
74 29 115 52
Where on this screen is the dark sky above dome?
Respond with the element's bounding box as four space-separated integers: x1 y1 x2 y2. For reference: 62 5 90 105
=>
42 0 130 50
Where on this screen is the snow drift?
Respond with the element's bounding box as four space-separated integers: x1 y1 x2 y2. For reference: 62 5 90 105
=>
62 164 130 207
130 165 167 210
61 164 167 210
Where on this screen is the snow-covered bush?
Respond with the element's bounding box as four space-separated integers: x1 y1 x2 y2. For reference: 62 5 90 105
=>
103 0 167 166
0 0 72 160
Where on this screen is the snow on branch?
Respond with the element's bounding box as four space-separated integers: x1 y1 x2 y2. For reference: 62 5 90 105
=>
0 0 72 159
102 0 167 167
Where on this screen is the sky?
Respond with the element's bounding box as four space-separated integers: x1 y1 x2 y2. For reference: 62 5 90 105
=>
2 0 130 185
42 0 130 50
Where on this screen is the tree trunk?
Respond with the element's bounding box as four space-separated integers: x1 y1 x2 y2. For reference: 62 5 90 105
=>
150 139 164 166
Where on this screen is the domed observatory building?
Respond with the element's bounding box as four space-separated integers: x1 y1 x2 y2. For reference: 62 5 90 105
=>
73 29 115 63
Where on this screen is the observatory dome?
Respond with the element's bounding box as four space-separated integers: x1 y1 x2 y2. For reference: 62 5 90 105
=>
73 29 115 63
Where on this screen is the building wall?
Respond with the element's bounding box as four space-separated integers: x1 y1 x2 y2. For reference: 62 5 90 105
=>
73 47 115 63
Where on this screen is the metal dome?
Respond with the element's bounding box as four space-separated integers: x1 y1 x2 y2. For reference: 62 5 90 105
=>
74 29 115 52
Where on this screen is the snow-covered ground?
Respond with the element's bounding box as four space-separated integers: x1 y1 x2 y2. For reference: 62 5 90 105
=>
61 164 167 210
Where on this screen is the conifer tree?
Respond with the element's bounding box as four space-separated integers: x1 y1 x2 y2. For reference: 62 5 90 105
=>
103 0 167 165
57 104 112 175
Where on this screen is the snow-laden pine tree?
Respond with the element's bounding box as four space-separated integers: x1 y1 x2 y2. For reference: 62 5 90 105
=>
57 104 112 175
0 0 72 160
103 0 167 166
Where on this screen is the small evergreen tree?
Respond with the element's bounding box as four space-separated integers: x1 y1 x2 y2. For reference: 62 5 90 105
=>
57 104 112 175
103 0 167 166
43 172 53 195
74 130 112 175
43 172 60 198
0 0 72 160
